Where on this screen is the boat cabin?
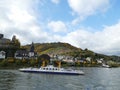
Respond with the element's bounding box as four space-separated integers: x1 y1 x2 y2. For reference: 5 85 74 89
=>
40 65 63 71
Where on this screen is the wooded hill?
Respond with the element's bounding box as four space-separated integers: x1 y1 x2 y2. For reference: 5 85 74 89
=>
22 42 120 62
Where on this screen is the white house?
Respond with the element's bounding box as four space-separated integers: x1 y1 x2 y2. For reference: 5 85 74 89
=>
96 58 103 64
0 51 5 59
86 57 91 62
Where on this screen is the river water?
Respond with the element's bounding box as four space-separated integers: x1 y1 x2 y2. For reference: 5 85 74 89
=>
0 68 120 90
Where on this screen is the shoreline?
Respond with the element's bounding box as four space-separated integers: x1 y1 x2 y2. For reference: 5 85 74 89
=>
0 59 120 69
0 64 119 69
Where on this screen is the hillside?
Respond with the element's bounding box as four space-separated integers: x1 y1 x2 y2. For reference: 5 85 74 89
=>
23 42 82 55
22 42 120 61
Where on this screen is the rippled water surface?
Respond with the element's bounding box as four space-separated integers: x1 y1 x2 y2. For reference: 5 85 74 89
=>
0 68 120 90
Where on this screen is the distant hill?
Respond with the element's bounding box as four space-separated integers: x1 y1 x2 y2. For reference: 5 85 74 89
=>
23 42 82 55
22 42 120 61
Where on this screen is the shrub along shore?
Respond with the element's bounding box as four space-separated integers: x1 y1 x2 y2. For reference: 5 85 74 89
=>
0 58 120 69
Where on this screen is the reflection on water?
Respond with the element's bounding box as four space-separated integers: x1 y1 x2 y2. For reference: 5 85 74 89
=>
82 68 120 90
0 70 16 90
0 68 120 90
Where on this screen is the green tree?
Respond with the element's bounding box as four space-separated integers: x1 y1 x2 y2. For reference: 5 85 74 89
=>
0 60 8 67
12 35 21 47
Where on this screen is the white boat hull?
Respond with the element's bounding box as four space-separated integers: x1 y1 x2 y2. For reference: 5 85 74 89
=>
19 68 84 75
102 64 110 68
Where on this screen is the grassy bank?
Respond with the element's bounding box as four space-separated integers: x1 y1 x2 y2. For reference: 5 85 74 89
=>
0 58 39 69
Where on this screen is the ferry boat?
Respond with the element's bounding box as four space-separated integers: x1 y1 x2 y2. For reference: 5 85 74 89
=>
19 65 84 75
102 63 110 68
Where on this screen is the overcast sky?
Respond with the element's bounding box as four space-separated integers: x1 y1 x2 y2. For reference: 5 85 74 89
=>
0 0 120 55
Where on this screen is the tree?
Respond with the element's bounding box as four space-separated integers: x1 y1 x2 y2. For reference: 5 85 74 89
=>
12 35 21 47
38 54 50 66
84 48 88 51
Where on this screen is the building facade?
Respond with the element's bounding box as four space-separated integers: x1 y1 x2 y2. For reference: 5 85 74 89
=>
0 51 6 59
15 42 37 59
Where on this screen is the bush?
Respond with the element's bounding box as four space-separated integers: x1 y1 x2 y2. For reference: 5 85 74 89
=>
29 59 37 67
7 57 15 63
15 60 22 65
107 61 119 67
0 59 8 67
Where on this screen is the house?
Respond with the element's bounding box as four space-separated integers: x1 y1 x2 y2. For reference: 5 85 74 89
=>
96 58 103 64
15 42 38 59
0 51 6 59
86 57 91 62
14 49 29 59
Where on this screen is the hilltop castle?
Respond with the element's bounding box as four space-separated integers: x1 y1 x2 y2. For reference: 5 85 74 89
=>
0 33 20 58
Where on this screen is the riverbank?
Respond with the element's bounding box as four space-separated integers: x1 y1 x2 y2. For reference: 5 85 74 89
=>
0 59 120 69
